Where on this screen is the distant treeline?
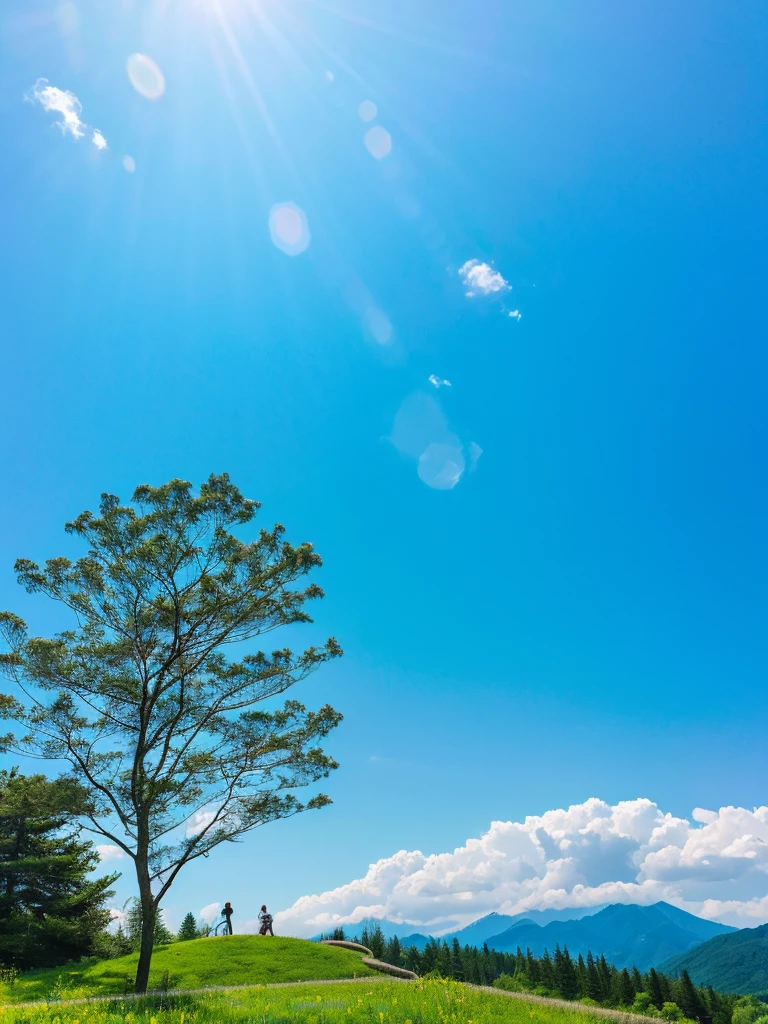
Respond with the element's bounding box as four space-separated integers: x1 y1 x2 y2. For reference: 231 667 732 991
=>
319 926 767 1024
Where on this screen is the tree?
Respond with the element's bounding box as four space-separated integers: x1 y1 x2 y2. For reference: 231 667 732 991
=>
618 968 635 1008
648 968 666 1010
177 911 199 941
0 475 343 992
124 896 174 947
0 769 118 970
677 969 705 1021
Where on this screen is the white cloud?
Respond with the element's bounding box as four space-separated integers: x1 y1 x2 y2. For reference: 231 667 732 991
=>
31 79 85 139
274 798 768 937
199 901 221 925
459 259 510 298
428 375 451 389
92 129 108 150
96 844 126 862
508 309 522 320
468 442 483 469
187 809 217 836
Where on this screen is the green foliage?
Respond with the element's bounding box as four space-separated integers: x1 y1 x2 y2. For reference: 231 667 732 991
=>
123 899 174 948
0 769 118 970
0 475 343 991
0 936 379 1003
177 913 199 942
661 1002 683 1020
660 924 768 995
732 996 768 1024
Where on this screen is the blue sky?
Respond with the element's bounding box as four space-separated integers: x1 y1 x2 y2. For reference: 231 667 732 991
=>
1 0 767 933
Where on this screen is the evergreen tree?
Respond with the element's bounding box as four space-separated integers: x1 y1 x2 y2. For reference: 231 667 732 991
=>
597 954 613 1003
177 912 199 941
558 946 578 1000
0 769 118 970
540 949 555 990
678 969 705 1022
618 968 635 1007
405 944 421 974
586 951 603 1002
451 938 464 980
576 953 587 997
436 940 452 977
125 897 174 948
631 967 643 994
368 923 385 960
648 968 665 1009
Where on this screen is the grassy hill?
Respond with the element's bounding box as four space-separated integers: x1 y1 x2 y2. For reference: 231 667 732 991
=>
0 936 379 1004
659 922 768 995
0 975 636 1024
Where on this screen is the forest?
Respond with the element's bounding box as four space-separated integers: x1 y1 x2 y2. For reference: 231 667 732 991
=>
321 925 768 1024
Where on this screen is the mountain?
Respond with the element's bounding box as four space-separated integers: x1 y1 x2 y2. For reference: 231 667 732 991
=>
660 922 768 995
484 902 736 972
440 907 605 947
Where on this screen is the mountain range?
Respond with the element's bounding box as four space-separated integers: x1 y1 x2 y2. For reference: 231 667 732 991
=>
481 902 735 972
336 902 737 973
660 922 768 995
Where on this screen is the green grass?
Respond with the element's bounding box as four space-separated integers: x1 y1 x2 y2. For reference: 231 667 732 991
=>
0 937 379 1005
0 976 621 1024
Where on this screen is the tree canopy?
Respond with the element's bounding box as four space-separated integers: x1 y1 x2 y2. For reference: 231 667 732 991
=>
0 474 343 990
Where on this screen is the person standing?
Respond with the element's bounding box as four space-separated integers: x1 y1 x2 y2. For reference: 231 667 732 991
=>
221 901 234 935
258 905 274 936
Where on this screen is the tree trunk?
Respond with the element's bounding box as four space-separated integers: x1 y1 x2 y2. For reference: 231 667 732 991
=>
134 860 156 994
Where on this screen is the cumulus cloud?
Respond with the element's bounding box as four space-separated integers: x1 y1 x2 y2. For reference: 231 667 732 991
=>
459 259 510 298
428 375 451 389
274 798 768 936
508 310 522 320
96 844 126 862
199 902 221 925
30 79 108 150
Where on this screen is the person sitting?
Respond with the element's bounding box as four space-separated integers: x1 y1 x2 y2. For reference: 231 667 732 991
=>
258 905 274 936
221 901 234 935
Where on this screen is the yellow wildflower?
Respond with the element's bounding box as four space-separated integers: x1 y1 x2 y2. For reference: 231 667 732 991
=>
317 996 322 1003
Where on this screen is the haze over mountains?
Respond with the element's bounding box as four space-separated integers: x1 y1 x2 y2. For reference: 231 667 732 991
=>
339 902 737 973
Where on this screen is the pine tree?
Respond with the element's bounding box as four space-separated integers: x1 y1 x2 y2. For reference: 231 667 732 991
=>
558 946 578 1000
586 951 603 1002
125 897 174 948
368 923 385 960
631 966 643 994
648 968 665 1009
0 769 118 970
405 944 421 974
451 938 464 980
576 953 587 998
177 912 199 941
677 970 705 1021
437 940 452 977
597 954 613 1003
618 968 635 1007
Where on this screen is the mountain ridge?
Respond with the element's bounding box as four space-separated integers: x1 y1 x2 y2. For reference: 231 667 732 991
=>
659 922 768 994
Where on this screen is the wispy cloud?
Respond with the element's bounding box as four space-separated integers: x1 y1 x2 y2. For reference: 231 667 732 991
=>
31 79 85 138
459 259 510 298
30 78 107 149
428 374 451 389
508 309 522 320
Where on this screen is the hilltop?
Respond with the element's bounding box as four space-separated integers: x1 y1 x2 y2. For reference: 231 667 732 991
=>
0 936 379 1004
660 922 768 994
